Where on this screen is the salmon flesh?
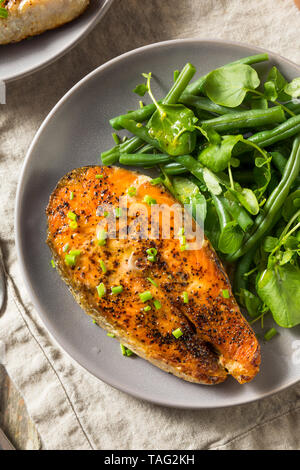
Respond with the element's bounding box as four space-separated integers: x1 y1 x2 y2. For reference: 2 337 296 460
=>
46 166 260 385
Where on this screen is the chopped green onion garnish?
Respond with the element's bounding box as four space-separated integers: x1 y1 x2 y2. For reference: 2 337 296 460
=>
100 260 107 274
143 195 157 206
222 289 230 299
63 243 69 253
127 187 137 197
112 133 120 145
183 292 189 304
111 285 124 295
69 221 78 230
65 254 77 267
0 7 8 18
139 291 153 303
172 328 183 339
146 247 158 262
107 333 115 338
96 283 106 299
264 328 278 341
125 348 134 357
115 207 123 218
69 250 81 257
147 277 158 287
104 211 109 218
51 260 56 268
67 211 77 221
153 300 162 310
144 305 151 312
96 174 103 179
93 320 97 325
180 244 188 252
180 235 187 245
120 344 134 357
70 191 74 200
97 229 107 246
150 177 163 186
178 227 185 236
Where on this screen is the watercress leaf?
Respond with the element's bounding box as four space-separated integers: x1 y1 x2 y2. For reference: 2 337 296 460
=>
257 263 300 327
204 64 260 108
250 96 269 110
239 289 263 318
198 124 222 145
172 177 207 223
264 66 290 102
148 104 197 156
284 236 299 250
264 81 278 102
253 164 271 200
202 167 222 195
218 221 244 254
284 77 300 98
263 236 279 253
133 83 149 97
198 135 243 173
230 188 260 215
279 250 295 266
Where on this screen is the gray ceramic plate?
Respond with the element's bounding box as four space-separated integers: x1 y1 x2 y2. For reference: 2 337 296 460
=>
15 39 300 409
0 0 114 82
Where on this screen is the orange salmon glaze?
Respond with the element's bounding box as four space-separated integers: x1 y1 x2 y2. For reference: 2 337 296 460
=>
46 166 260 385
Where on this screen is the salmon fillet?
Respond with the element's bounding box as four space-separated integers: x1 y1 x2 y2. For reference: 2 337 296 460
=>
0 0 89 45
46 166 260 385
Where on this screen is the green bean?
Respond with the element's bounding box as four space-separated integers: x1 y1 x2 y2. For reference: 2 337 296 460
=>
285 101 300 115
110 103 156 131
229 135 300 261
220 196 253 232
233 247 256 293
201 106 286 133
213 195 231 230
118 118 162 150
234 114 300 156
270 151 300 188
119 154 171 166
101 136 144 166
180 94 245 116
163 162 187 175
109 62 196 131
182 53 269 98
270 151 287 174
174 155 205 183
139 144 155 154
164 62 196 103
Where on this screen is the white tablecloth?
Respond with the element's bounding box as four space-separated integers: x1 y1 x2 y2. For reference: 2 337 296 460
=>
1 0 300 450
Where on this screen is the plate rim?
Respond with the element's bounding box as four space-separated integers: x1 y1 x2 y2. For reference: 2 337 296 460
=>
15 38 300 409
2 0 115 83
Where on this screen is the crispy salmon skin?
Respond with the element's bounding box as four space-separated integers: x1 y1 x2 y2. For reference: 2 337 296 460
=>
46 166 260 385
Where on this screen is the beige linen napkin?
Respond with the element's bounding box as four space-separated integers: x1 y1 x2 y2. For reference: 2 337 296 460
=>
1 0 300 450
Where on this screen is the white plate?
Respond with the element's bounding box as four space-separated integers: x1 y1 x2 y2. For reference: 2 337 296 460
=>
0 0 114 82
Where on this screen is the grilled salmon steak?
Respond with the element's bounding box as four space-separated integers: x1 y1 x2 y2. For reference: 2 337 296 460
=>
0 0 89 45
46 166 260 385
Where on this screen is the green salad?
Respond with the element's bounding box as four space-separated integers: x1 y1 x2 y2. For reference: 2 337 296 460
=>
101 53 300 336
